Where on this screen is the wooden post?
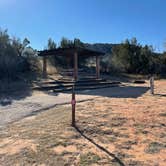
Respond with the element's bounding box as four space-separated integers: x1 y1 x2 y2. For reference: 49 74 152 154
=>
96 56 100 79
71 85 76 126
42 56 47 78
74 52 78 81
150 76 154 95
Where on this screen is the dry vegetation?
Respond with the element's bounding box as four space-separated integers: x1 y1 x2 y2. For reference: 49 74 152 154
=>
0 80 166 166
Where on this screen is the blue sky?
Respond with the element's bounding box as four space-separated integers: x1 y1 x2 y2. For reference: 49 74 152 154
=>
0 0 166 52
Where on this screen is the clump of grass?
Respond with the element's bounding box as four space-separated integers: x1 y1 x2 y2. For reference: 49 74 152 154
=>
113 151 132 159
145 142 165 154
110 117 127 127
80 152 100 166
116 143 131 150
123 140 138 146
109 136 117 142
112 131 129 138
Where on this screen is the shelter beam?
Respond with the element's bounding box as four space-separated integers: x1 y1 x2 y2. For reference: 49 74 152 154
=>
96 56 100 79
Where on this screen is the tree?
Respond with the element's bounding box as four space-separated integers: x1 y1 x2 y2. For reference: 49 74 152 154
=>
73 38 84 48
110 38 156 74
0 29 28 79
45 38 57 67
47 38 56 50
59 37 87 67
12 37 30 56
60 37 73 48
60 37 85 48
130 37 138 46
23 38 30 48
12 37 22 56
46 38 69 67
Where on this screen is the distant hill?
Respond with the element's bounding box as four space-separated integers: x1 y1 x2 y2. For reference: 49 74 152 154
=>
84 43 117 54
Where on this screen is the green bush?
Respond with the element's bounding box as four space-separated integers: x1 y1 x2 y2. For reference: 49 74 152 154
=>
0 28 38 80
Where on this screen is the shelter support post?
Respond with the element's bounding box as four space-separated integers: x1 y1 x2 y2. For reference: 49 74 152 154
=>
71 85 76 126
74 52 78 81
96 56 100 79
42 56 47 78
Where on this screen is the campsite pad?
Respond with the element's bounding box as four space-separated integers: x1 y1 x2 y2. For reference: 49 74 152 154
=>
0 80 166 165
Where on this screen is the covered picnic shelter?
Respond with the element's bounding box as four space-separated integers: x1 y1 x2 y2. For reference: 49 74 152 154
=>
38 47 105 81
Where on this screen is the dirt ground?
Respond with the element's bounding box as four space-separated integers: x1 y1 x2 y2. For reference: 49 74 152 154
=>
0 90 96 128
0 80 166 166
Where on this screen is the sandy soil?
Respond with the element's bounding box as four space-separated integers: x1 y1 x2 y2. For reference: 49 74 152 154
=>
0 80 165 166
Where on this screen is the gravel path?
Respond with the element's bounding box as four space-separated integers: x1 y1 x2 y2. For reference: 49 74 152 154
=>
0 91 96 128
0 84 149 129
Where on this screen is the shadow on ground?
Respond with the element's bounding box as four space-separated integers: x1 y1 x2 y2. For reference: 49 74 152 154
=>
0 80 32 106
60 85 150 99
154 93 166 97
0 72 42 106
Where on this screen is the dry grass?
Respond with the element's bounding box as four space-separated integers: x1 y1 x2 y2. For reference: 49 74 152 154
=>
0 80 166 166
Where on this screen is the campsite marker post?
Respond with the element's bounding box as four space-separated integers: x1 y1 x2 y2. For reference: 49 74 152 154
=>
150 76 154 95
71 85 76 126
